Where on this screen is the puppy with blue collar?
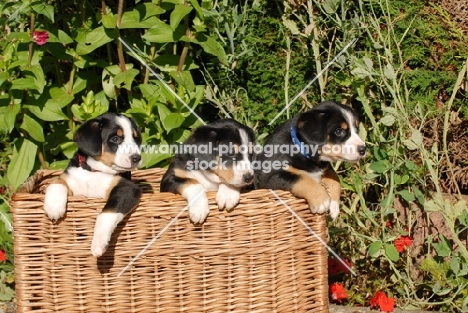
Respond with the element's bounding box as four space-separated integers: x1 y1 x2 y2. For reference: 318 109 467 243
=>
254 101 366 220
43 112 143 257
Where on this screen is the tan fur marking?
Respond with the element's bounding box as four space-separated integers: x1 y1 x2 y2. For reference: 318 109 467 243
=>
214 156 234 183
321 167 341 202
133 129 138 138
117 128 123 137
97 147 116 166
173 168 199 194
53 175 72 196
105 176 122 199
287 167 330 210
341 122 348 129
297 121 305 129
319 142 348 161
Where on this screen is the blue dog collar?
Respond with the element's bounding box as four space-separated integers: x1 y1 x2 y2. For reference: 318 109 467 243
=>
290 126 310 159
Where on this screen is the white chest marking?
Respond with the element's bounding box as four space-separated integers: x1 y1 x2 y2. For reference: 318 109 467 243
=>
66 167 115 198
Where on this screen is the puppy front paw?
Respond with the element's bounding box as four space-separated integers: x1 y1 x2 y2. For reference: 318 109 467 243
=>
216 184 240 212
188 196 210 225
182 184 210 225
44 183 68 220
306 192 331 215
91 212 123 258
329 200 340 220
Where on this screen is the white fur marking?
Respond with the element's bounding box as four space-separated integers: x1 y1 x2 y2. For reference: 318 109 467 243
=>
231 128 254 186
329 200 340 220
216 183 241 211
65 167 115 198
91 212 124 257
44 183 69 220
114 115 142 170
182 184 210 224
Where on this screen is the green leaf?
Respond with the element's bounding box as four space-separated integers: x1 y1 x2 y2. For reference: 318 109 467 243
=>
49 87 74 108
384 243 400 262
194 33 228 66
26 100 68 121
369 160 389 173
380 114 395 126
76 26 117 55
398 190 415 202
31 1 54 22
20 114 45 142
450 257 459 275
4 104 21 132
102 14 117 28
282 17 301 35
7 139 38 191
384 63 396 80
120 3 165 28
162 113 185 133
170 4 192 29
433 234 452 257
113 68 140 90
143 21 184 43
402 139 418 150
368 241 382 258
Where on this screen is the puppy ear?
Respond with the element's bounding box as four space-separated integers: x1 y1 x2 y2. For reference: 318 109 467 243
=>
74 118 102 156
296 111 329 146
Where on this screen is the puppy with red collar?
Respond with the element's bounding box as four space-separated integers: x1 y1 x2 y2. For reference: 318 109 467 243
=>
254 101 366 219
160 119 256 225
43 112 142 257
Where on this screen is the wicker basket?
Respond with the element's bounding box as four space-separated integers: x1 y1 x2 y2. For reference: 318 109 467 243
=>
11 168 329 312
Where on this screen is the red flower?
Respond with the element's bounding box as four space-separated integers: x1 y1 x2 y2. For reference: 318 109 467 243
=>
33 30 49 46
370 290 395 312
370 291 386 308
330 283 348 303
385 219 392 228
394 235 413 252
328 258 351 275
379 296 395 312
0 250 6 262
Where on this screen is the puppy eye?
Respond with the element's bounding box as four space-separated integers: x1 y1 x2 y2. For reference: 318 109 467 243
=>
110 136 120 143
334 128 345 136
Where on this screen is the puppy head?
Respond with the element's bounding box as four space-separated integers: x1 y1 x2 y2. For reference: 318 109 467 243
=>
186 119 255 187
74 113 142 171
295 101 366 162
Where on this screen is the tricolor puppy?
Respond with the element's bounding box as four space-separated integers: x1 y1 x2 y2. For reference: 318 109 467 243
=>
254 101 366 220
43 112 143 257
160 119 256 225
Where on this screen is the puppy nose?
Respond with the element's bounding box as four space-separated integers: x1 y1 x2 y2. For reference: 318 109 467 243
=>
358 145 366 156
131 154 141 165
243 173 254 184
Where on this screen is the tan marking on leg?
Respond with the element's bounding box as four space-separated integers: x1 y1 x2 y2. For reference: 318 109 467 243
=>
287 167 330 211
321 167 341 203
52 175 72 196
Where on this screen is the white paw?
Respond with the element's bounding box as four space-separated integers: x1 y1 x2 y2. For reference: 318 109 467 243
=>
182 184 209 225
310 198 331 215
91 212 123 258
329 200 340 220
44 184 68 220
216 184 240 211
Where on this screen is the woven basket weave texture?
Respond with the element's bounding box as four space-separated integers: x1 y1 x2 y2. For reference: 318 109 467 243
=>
11 168 329 312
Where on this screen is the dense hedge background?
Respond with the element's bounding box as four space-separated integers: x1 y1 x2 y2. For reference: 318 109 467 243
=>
1 0 468 311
